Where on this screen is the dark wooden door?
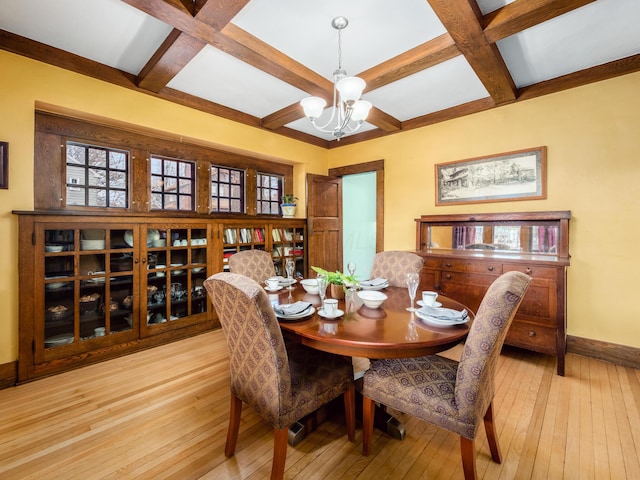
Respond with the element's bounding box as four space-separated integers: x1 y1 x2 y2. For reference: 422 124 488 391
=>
306 173 342 273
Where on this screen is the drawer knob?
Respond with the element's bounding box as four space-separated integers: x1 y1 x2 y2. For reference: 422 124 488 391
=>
445 274 451 280
528 331 536 338
488 266 494 271
445 262 451 267
526 267 532 275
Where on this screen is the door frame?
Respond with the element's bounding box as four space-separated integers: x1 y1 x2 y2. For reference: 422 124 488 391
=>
328 159 384 253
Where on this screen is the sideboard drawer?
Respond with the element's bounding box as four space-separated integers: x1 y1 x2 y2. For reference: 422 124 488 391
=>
502 263 558 280
441 259 503 275
506 322 557 355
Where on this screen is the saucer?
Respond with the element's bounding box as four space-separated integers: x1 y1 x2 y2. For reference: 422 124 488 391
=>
318 308 344 319
265 286 283 292
417 300 442 308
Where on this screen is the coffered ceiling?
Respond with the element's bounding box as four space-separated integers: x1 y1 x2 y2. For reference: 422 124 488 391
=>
1 0 639 148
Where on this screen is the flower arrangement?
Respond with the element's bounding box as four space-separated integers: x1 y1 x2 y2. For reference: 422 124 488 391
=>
311 266 359 289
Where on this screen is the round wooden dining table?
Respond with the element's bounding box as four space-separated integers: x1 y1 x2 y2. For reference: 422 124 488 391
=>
272 283 474 359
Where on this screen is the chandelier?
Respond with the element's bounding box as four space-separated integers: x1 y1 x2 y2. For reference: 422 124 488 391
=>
300 16 372 140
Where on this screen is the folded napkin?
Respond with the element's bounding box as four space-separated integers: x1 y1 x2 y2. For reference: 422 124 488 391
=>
417 305 468 322
360 277 388 287
269 276 288 283
274 301 312 316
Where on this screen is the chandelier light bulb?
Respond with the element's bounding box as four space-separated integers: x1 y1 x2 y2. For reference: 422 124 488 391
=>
336 76 366 105
300 97 327 120
351 100 372 122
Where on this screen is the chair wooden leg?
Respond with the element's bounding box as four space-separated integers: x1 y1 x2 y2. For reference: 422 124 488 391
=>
460 437 477 480
271 426 289 480
362 395 375 456
344 385 356 442
483 401 502 463
225 393 242 458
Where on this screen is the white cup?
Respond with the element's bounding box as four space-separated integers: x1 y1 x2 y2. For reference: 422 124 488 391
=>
265 278 279 290
324 299 338 316
422 291 438 306
94 327 106 337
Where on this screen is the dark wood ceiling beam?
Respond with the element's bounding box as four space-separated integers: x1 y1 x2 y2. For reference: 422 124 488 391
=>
517 53 640 101
137 29 206 92
136 1 249 92
0 29 137 88
427 0 517 105
368 107 402 132
262 104 302 131
122 0 332 97
359 33 460 91
483 0 597 43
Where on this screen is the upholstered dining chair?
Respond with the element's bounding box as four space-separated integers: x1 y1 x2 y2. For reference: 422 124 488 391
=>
361 271 531 480
228 249 276 284
204 272 355 480
369 251 424 287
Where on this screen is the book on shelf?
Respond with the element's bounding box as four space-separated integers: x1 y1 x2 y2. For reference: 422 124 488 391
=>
272 228 281 242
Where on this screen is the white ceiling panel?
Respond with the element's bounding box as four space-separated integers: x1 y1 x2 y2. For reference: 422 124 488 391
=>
498 0 640 87
232 0 445 81
364 56 490 121
0 0 172 75
167 45 309 118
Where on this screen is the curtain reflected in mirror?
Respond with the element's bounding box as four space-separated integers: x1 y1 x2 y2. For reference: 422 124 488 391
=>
429 225 559 254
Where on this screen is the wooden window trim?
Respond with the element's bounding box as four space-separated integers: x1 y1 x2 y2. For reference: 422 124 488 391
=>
34 110 293 216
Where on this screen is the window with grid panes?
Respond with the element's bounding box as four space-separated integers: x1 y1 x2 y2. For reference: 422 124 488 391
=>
256 173 283 215
150 156 195 211
210 165 244 213
65 142 129 208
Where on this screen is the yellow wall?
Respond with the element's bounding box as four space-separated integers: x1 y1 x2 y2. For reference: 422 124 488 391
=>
2 49 639 366
0 51 327 364
328 71 640 348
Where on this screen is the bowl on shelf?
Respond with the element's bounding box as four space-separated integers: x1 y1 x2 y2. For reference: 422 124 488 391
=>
45 244 64 252
300 278 319 295
191 267 204 273
357 290 388 309
81 239 105 250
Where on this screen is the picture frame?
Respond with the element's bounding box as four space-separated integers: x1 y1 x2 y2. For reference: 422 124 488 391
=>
435 146 546 206
0 142 7 189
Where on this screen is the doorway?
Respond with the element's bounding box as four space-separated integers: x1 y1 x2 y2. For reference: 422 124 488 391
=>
342 172 377 279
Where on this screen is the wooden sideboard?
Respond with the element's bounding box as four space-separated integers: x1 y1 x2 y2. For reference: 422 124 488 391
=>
415 211 570 375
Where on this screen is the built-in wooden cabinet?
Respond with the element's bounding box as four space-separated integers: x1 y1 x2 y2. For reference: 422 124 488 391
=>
415 211 570 375
16 212 306 381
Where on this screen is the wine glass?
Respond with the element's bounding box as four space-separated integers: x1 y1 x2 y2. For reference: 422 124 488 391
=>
346 261 357 310
285 259 295 290
316 274 328 311
406 272 419 312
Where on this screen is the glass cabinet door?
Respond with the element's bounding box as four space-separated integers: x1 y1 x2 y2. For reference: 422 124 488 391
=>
42 225 137 355
142 225 209 335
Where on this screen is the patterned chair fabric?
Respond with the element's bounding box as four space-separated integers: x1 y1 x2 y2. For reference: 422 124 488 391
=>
204 272 355 479
361 270 531 480
228 249 276 285
369 251 424 287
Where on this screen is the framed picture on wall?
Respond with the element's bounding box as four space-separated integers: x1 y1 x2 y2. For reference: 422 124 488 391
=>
435 146 546 206
0 142 7 189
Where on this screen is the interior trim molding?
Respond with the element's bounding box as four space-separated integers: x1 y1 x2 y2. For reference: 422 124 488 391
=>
567 335 640 369
0 361 17 389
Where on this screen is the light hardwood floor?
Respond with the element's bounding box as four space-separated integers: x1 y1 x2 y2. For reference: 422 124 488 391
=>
1 330 639 479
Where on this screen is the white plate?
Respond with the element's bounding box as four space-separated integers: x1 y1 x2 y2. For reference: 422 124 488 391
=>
416 311 468 327
265 286 283 292
417 300 442 308
45 333 74 347
360 279 389 290
279 278 297 286
275 305 315 321
318 308 344 319
124 229 160 247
